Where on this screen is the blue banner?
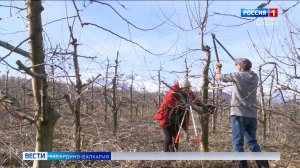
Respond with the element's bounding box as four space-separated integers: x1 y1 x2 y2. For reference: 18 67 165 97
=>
48 152 111 160
241 8 269 17
23 152 280 161
23 152 111 160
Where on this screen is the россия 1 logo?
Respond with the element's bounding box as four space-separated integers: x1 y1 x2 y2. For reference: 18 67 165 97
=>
241 8 278 17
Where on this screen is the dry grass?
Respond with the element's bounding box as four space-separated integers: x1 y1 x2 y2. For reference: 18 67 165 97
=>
0 107 299 168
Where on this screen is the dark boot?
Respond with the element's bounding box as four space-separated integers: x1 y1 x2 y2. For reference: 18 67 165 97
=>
255 160 270 168
237 160 247 168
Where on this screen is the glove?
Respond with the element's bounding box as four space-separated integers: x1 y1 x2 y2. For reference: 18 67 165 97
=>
207 104 216 114
215 63 222 69
215 63 222 74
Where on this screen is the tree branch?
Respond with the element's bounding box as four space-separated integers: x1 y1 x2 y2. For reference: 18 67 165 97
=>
0 39 30 59
0 94 35 123
82 22 164 56
274 83 300 96
16 60 46 79
90 0 167 31
82 73 102 87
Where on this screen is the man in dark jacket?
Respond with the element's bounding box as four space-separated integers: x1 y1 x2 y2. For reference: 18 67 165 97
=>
216 58 269 168
154 77 205 152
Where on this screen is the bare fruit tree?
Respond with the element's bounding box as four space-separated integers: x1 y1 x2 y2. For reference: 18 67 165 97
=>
7 1 63 168
184 0 212 152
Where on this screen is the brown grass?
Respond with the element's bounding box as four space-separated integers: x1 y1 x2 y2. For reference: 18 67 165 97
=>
0 107 299 168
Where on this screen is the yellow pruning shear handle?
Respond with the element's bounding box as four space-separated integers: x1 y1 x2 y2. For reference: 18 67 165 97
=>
215 63 222 69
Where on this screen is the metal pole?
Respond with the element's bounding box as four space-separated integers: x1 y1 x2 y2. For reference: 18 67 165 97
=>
175 108 188 144
190 105 200 144
212 33 220 63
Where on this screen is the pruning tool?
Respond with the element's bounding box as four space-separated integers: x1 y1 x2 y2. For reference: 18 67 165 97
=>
211 33 235 62
190 105 200 144
212 33 222 73
175 104 200 145
175 107 188 144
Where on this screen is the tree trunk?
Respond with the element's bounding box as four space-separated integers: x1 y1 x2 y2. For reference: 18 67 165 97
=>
50 58 55 98
267 75 274 134
141 87 146 116
135 105 138 117
112 52 119 135
104 59 109 122
200 45 211 152
71 33 82 152
26 1 60 167
130 73 134 118
91 82 94 110
258 66 267 141
211 86 217 131
157 68 162 108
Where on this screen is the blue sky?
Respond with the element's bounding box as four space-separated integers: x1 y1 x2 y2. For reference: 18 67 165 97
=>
0 1 299 94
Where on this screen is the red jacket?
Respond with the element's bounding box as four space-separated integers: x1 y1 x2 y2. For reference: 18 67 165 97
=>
153 83 203 131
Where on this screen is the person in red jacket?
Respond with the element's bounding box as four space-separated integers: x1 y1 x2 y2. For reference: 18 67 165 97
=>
154 77 206 152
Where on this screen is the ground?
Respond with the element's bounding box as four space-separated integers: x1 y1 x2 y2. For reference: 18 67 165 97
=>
0 108 299 167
